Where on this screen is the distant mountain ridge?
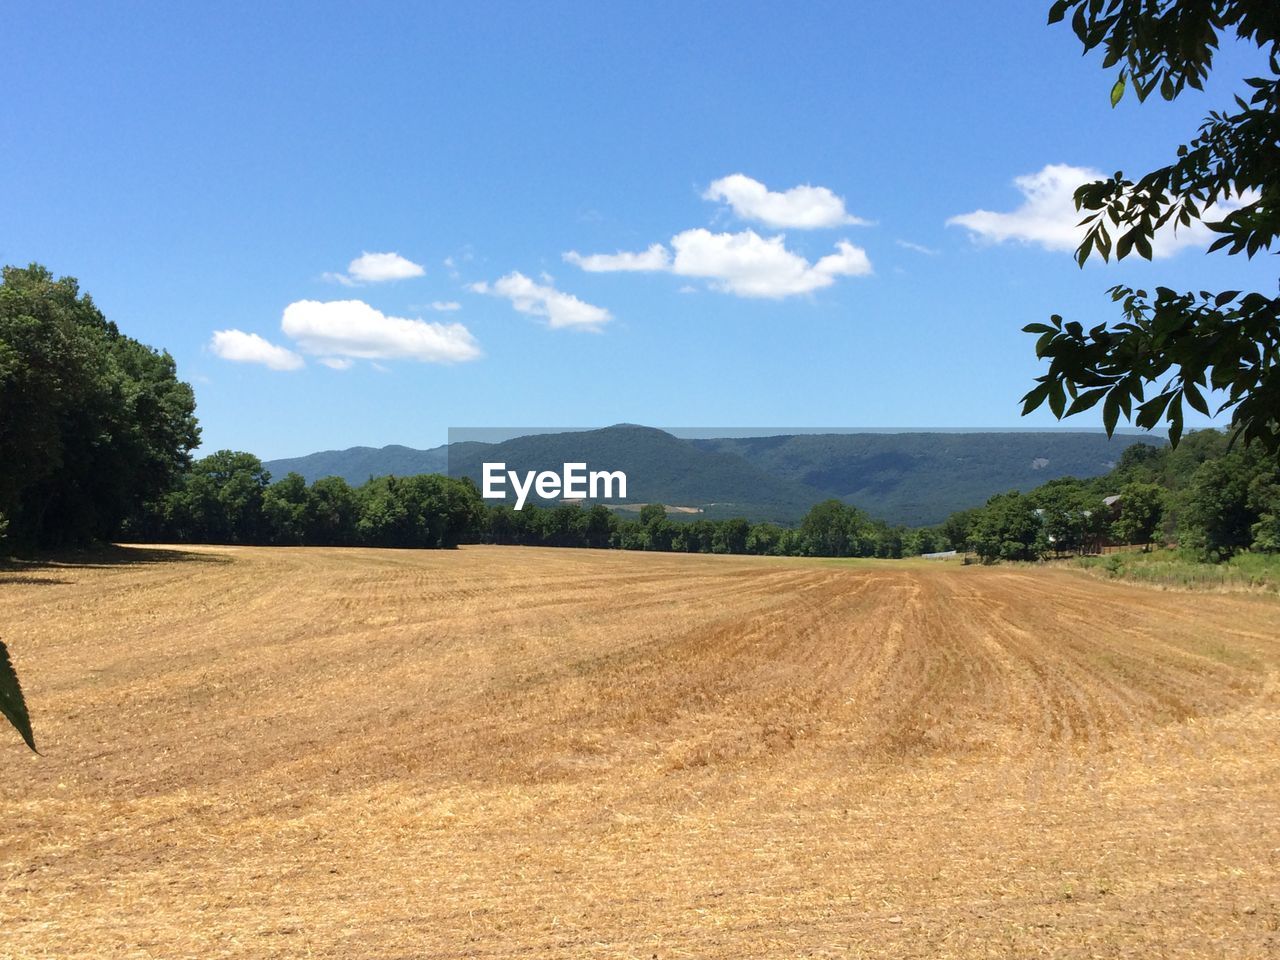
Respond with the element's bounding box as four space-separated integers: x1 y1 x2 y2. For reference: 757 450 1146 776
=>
266 443 451 482
264 426 1159 526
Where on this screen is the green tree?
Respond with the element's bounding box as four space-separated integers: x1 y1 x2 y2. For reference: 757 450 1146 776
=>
1111 442 1164 484
0 264 199 546
746 522 785 555
685 519 716 553
1252 511 1280 551
1111 482 1166 548
164 451 270 544
546 504 588 547
644 518 676 552
970 492 1047 563
798 499 874 557
1179 449 1266 558
904 527 943 556
1023 2 1280 451
870 521 904 559
583 504 616 549
638 503 667 527
613 519 646 550
306 476 360 545
1028 477 1110 555
1246 463 1280 550
712 517 751 555
940 508 979 553
263 472 311 545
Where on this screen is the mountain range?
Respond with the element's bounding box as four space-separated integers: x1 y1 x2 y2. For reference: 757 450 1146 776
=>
264 425 1158 526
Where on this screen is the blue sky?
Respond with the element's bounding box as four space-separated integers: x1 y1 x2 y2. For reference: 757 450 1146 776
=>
3 1 1272 459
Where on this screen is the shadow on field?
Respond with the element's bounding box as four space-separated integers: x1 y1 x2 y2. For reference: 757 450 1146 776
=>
0 545 231 574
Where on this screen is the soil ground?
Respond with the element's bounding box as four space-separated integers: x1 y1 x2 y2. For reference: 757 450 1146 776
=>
2 544 1278 958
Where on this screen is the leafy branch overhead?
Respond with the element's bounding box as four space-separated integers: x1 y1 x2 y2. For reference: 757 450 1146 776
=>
1025 0 1279 451
0 640 36 752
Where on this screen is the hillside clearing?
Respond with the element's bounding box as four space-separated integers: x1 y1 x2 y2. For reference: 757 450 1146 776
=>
2 545 1278 958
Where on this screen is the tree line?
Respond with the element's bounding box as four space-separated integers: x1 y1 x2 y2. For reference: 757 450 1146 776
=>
943 430 1280 563
118 448 938 558
118 431 1277 565
2 261 1277 566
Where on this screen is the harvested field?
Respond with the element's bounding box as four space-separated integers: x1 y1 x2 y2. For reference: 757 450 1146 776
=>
2 544 1279 958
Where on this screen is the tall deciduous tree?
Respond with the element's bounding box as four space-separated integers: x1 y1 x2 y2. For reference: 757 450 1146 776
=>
0 264 199 546
1023 1 1279 451
1111 481 1166 548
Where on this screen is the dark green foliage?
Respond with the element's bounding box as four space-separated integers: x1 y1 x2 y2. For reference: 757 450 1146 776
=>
137 432 1280 565
939 509 979 552
583 504 615 549
745 522 786 555
160 451 271 544
461 497 910 559
1111 482 1166 548
936 427 1279 562
1027 478 1111 555
0 639 35 752
134 453 486 550
1180 447 1279 559
798 500 874 557
969 492 1047 563
0 264 199 547
263 473 311 545
1026 1 1280 451
712 517 751 555
637 502 667 527
305 476 361 545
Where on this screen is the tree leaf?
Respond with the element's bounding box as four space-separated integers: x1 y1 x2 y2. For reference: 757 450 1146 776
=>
1110 71 1126 107
0 639 36 753
1021 381 1052 415
1102 389 1121 436
1066 386 1110 415
1183 380 1210 416
1048 380 1067 419
1168 404 1184 448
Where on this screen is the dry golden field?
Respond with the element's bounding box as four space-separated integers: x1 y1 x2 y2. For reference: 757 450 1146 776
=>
2 544 1279 959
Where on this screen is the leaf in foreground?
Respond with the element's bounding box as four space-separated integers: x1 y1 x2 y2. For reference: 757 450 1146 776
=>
0 639 36 752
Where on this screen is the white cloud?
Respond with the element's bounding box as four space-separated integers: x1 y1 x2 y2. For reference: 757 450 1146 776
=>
428 300 461 312
563 229 871 299
896 239 939 256
947 163 1254 258
471 272 612 331
563 243 671 272
281 299 481 363
670 229 871 298
325 251 425 285
319 357 353 370
209 330 304 371
703 173 869 229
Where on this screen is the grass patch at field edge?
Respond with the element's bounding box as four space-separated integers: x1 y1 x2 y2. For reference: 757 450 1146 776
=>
1073 548 1280 593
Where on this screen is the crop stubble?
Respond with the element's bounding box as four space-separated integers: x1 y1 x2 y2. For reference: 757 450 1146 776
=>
1 545 1278 958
